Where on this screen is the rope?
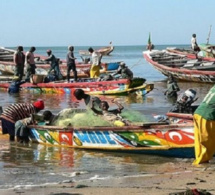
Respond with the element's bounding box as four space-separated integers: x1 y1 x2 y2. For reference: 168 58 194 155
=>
130 58 145 69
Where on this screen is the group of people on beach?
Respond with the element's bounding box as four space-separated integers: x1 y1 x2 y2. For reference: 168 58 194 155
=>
11 45 133 90
13 45 76 82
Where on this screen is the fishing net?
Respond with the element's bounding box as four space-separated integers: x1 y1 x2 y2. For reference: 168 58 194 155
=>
121 109 148 123
52 108 113 127
52 108 149 127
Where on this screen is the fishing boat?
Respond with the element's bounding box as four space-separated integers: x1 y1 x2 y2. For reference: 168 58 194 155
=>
198 43 215 58
0 60 120 77
143 50 215 83
0 47 119 77
79 45 114 56
27 122 195 158
166 45 215 62
0 77 154 95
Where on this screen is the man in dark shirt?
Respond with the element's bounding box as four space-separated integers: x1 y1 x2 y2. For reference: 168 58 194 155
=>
44 50 62 80
66 46 77 82
13 46 25 81
113 62 133 80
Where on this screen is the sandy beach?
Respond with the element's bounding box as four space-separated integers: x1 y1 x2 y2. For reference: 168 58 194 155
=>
0 160 215 195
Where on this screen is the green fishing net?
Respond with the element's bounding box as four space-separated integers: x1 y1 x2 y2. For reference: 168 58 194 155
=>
121 109 148 122
52 108 113 127
52 108 148 127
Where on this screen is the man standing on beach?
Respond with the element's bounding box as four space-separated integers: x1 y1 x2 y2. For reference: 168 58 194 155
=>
66 46 77 82
193 85 215 165
88 47 102 78
25 46 36 82
14 46 25 81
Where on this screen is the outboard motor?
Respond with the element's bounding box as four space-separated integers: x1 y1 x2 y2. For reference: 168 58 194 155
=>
170 89 198 113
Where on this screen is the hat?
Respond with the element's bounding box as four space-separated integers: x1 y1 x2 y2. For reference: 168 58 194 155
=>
33 100 45 110
46 49 52 53
120 62 126 66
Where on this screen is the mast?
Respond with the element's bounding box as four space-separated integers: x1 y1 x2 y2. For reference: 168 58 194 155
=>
206 25 212 44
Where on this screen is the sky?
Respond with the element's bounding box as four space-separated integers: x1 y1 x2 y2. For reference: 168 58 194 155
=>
0 0 215 47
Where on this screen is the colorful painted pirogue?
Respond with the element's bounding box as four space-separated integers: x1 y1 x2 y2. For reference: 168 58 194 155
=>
0 77 154 95
143 50 215 83
28 122 195 158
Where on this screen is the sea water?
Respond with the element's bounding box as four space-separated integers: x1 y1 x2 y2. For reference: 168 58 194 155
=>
0 45 213 190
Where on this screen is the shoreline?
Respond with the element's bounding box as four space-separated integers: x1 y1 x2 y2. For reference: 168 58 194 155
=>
0 162 215 195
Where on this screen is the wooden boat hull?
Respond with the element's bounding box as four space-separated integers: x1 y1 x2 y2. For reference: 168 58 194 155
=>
0 60 119 78
166 47 215 62
166 112 194 124
143 50 215 83
0 78 154 95
28 123 195 158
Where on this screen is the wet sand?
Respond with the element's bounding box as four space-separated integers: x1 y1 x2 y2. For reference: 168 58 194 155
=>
0 163 215 195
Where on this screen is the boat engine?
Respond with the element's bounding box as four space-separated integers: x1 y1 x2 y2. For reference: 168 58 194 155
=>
170 88 198 113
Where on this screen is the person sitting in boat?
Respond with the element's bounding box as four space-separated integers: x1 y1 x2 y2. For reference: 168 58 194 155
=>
73 88 101 109
164 75 180 104
15 110 55 143
88 47 102 78
91 99 131 126
8 76 26 94
170 88 198 114
43 50 63 80
112 62 133 80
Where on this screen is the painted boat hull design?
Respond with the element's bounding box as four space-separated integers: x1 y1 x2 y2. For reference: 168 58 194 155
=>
143 50 215 83
0 78 154 95
29 123 195 158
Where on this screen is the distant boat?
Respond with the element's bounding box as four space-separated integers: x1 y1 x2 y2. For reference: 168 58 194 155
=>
79 43 114 56
143 49 215 83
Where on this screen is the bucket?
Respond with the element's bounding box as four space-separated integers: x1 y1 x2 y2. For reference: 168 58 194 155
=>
30 74 45 84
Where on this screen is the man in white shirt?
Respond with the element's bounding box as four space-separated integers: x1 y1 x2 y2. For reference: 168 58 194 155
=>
191 34 200 58
88 47 102 78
